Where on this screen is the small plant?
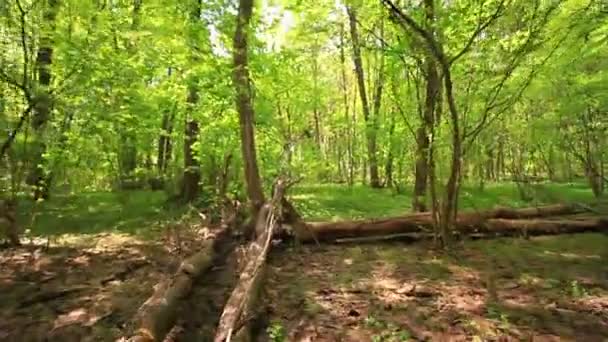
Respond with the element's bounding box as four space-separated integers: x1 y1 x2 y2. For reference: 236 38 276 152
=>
569 280 589 298
486 304 510 331
267 320 286 342
365 315 384 329
365 316 410 341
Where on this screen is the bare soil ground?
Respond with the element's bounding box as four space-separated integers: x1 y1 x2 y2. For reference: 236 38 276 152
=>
264 234 608 341
0 225 237 342
1 230 607 341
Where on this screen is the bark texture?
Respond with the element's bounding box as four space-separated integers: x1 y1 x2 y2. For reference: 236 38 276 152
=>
233 0 265 215
292 204 588 243
346 6 381 188
214 179 290 342
29 0 60 200
180 2 202 202
127 228 230 342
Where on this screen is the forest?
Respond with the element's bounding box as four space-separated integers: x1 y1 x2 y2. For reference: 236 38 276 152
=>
0 0 607 340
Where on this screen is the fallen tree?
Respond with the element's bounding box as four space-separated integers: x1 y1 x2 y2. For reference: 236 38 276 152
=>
477 218 608 236
214 179 292 342
289 203 602 243
126 226 231 342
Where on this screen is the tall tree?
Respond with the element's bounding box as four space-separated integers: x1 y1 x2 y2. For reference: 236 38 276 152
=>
347 5 381 188
411 0 440 212
29 0 60 200
234 0 265 215
181 0 203 202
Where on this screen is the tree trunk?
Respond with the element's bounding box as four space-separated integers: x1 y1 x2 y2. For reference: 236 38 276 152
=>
181 3 202 203
234 0 265 215
292 204 586 243
157 68 175 175
157 108 174 175
346 6 381 188
384 111 395 187
29 0 60 200
127 227 231 342
339 22 353 185
214 179 291 342
182 90 201 202
412 0 439 212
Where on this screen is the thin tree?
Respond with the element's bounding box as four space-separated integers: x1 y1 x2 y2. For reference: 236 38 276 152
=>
233 0 265 215
346 5 381 188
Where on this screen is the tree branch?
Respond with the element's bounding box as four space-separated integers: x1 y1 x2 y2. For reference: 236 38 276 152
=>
382 0 449 70
1 103 33 159
449 0 507 65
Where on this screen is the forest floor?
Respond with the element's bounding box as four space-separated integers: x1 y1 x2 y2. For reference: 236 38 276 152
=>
0 182 605 341
265 234 608 341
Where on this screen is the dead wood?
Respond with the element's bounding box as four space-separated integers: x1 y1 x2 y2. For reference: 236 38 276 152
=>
126 227 230 342
290 204 592 243
477 218 608 236
214 178 292 342
19 285 88 308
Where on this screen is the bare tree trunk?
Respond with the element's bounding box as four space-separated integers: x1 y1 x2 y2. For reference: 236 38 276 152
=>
385 111 395 187
182 89 201 202
157 109 174 174
234 0 265 215
412 0 439 212
180 1 202 202
157 69 175 175
29 0 60 200
340 22 354 186
347 6 381 188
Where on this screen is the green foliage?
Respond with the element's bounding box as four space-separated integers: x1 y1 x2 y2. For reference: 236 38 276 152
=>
365 315 411 342
267 320 287 342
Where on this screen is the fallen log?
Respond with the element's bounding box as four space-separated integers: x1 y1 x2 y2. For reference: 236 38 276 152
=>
214 179 292 342
291 204 592 243
478 218 608 236
126 227 230 342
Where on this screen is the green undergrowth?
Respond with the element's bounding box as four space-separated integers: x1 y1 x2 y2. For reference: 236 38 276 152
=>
15 181 598 240
16 190 186 239
291 181 598 221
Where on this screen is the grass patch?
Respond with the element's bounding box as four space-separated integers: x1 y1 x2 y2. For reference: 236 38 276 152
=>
16 190 185 239
292 182 597 221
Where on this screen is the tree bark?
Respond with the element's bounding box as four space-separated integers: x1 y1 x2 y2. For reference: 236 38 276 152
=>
157 108 174 175
234 0 265 215
29 0 60 200
411 0 440 212
385 111 396 187
291 204 588 243
157 69 175 175
127 227 231 342
346 6 381 188
180 2 202 202
340 22 354 186
214 179 291 342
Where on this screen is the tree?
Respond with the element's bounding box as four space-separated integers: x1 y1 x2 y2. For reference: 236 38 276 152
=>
234 0 265 215
347 5 382 188
28 0 60 200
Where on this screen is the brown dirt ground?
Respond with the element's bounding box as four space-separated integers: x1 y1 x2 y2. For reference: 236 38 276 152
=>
0 224 232 342
264 234 608 342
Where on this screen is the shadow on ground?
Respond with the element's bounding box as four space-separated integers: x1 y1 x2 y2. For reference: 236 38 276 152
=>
264 233 608 341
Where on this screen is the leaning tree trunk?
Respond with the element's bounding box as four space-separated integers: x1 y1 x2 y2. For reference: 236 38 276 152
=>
29 0 60 200
233 0 265 216
347 6 381 188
